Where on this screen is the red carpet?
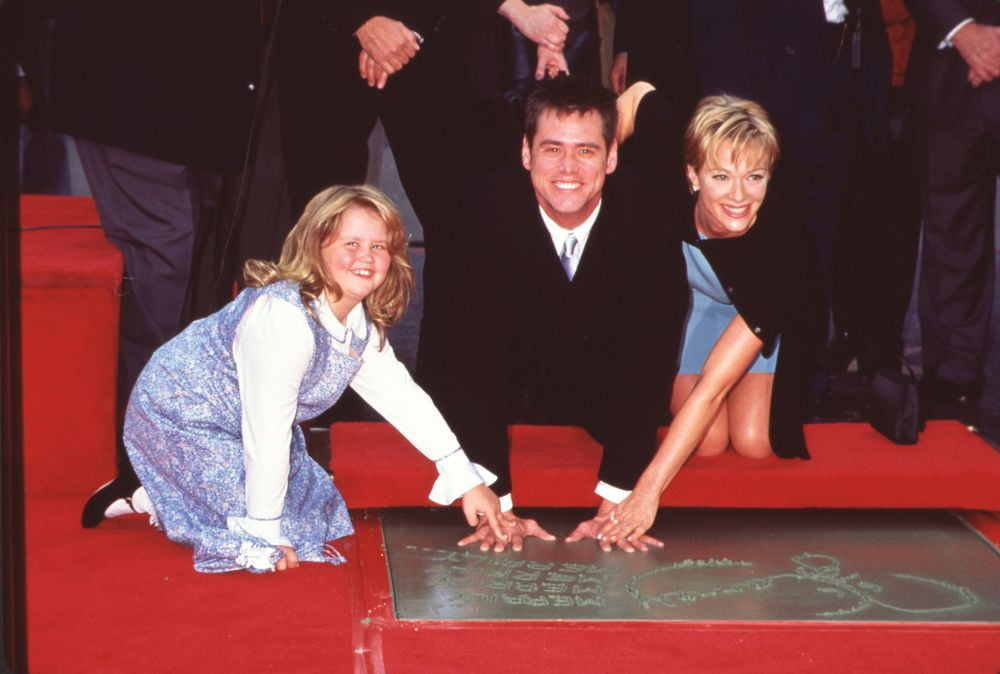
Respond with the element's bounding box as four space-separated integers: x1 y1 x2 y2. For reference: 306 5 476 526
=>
331 420 1000 510
20 195 121 496
25 496 356 673
17 195 1000 672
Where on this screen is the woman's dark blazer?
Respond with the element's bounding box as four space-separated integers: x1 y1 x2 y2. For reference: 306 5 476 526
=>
629 92 823 459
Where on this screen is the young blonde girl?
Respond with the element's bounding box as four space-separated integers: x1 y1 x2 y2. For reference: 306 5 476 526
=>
93 185 505 572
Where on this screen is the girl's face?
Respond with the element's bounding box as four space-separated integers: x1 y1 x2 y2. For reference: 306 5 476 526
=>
320 206 392 321
687 141 770 239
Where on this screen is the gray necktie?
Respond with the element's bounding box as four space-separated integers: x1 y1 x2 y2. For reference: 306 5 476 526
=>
560 232 579 280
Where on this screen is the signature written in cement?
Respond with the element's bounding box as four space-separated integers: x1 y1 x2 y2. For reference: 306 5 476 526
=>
626 552 980 617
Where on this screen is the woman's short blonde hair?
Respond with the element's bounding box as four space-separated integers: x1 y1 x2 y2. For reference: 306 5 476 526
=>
243 184 415 346
683 95 780 172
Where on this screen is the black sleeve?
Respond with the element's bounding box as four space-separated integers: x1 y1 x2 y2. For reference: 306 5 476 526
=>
431 176 518 494
593 179 688 490
620 91 691 220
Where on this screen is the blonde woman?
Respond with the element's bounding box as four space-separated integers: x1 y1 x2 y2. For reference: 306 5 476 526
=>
597 87 823 549
90 185 506 572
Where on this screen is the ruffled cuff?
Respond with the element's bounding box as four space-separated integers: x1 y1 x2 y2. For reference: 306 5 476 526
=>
595 480 632 504
428 448 498 505
227 515 292 548
234 541 282 572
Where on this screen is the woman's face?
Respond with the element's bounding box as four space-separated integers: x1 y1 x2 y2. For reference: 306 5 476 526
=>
687 141 771 239
320 206 392 320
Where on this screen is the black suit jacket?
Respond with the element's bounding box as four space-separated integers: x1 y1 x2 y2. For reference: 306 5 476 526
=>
37 1 261 174
905 0 1000 125
290 0 468 105
612 0 700 113
433 166 688 495
692 0 890 164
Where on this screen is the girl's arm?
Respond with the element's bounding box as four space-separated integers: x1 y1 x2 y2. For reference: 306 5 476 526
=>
597 314 764 545
349 335 510 541
231 295 315 553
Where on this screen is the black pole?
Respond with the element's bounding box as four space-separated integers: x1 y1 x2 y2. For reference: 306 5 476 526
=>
0 0 28 669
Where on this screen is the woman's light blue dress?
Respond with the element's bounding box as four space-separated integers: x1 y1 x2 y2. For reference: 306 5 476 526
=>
124 280 359 573
679 241 779 375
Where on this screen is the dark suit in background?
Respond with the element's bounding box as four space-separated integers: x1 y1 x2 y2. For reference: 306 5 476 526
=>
275 0 490 393
611 0 701 212
906 0 1000 398
34 2 261 476
611 0 700 108
431 167 687 497
691 0 891 390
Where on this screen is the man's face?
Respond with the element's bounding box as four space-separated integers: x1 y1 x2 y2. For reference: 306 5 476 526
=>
521 109 618 230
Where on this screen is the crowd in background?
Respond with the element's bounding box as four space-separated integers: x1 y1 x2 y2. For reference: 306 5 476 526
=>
14 0 1000 442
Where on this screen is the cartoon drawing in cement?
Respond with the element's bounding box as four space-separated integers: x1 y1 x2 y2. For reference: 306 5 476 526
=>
626 553 980 618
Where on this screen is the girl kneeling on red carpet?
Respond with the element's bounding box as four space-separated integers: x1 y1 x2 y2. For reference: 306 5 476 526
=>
87 184 508 572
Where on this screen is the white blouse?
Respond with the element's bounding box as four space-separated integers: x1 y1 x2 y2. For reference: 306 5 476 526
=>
226 292 496 546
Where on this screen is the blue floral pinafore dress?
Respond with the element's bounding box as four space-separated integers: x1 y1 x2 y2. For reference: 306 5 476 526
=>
124 280 360 572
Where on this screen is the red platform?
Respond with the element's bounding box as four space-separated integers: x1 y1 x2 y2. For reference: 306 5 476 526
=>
20 195 122 495
346 516 1000 674
331 420 1000 511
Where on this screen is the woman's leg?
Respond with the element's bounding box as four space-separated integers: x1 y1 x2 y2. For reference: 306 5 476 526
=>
671 374 730 456
726 373 775 459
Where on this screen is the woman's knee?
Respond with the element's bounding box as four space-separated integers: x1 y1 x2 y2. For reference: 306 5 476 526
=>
730 428 773 459
694 425 730 457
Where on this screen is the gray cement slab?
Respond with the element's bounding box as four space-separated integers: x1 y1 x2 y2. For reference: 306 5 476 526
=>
381 508 1000 623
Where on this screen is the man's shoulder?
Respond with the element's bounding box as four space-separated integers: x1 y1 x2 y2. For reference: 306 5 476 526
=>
464 167 539 234
600 166 671 230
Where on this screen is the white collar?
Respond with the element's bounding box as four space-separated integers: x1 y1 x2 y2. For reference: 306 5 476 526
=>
317 294 369 344
539 199 602 257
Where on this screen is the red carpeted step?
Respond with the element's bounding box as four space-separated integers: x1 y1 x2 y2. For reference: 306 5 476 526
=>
330 420 1000 510
20 195 122 496
24 496 356 673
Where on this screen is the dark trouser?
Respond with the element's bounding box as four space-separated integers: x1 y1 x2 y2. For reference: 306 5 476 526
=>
831 87 921 370
276 20 488 400
917 89 1000 387
75 139 222 464
777 28 864 382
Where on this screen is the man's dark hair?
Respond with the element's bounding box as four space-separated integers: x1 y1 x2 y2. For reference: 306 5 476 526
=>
523 75 618 149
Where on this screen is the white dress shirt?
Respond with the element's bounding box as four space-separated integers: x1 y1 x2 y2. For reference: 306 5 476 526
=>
540 200 601 263
226 292 496 544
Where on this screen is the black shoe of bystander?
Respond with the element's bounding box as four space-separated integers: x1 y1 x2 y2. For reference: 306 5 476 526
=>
919 374 983 424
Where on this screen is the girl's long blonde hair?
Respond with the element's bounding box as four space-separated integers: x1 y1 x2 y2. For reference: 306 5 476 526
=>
243 184 415 346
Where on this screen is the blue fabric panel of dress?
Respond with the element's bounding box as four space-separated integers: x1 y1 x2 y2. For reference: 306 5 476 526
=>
678 241 780 375
124 280 360 573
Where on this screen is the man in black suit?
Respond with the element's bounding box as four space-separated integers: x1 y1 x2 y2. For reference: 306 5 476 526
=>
27 3 263 525
906 0 1000 413
431 76 687 552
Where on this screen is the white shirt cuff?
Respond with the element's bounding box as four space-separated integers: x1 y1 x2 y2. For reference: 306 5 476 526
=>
941 18 974 49
595 481 632 504
427 448 497 505
226 515 292 548
499 493 513 512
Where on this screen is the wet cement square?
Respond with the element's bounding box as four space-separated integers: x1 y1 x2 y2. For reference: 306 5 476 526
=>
381 508 1000 622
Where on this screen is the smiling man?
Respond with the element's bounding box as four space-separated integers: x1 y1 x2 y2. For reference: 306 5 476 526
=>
427 75 688 553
